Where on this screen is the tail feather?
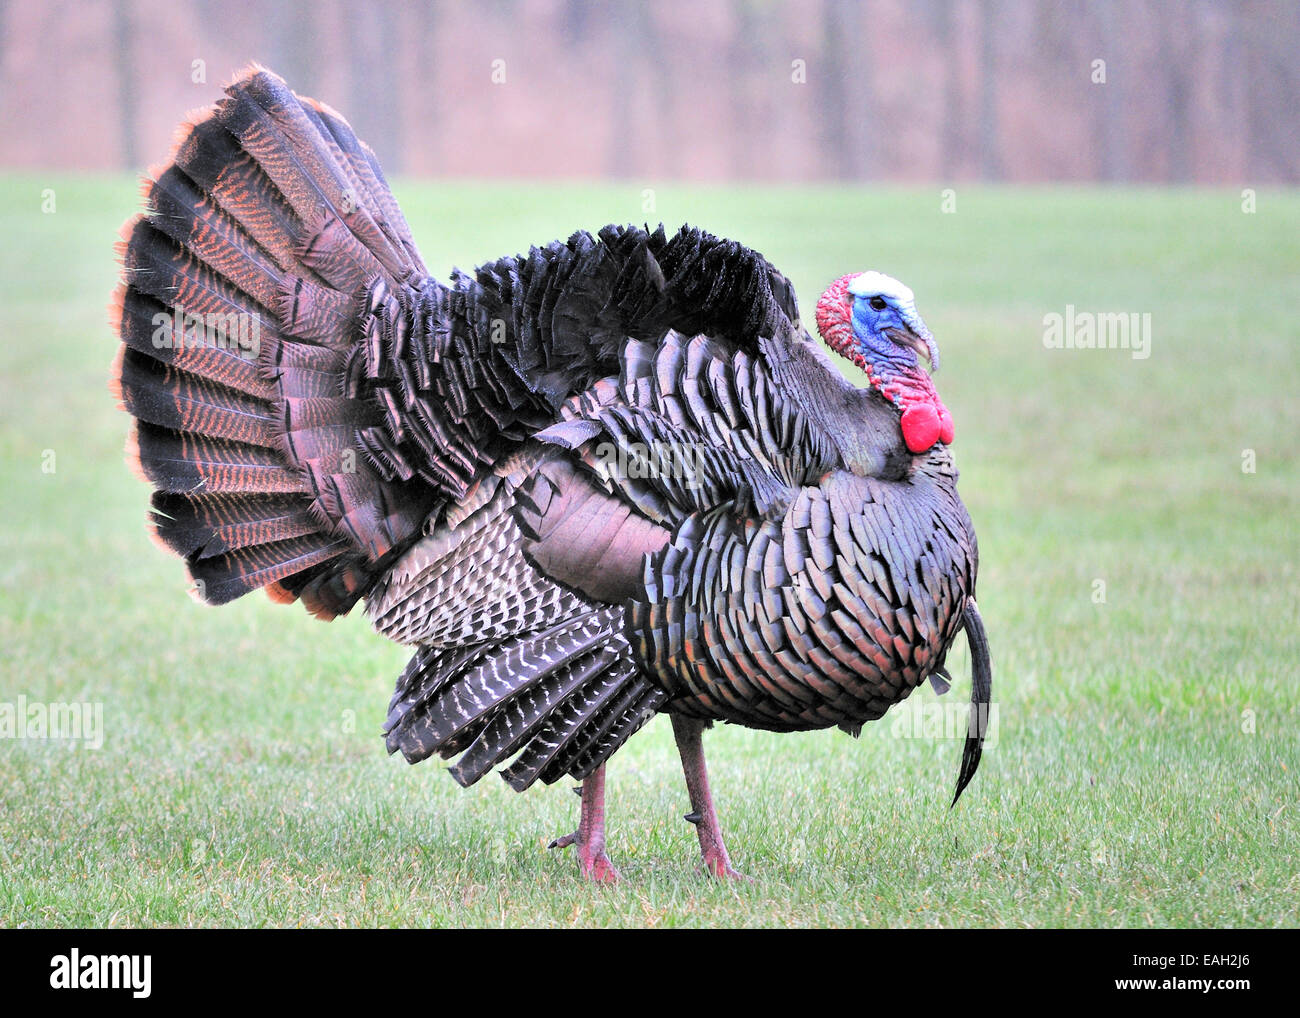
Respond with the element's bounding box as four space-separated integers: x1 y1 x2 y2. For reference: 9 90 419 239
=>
112 286 274 401
275 276 355 346
297 94 425 273
214 80 409 283
294 209 385 293
169 115 307 274
130 422 304 494
190 534 349 605
115 348 278 449
259 339 345 398
143 165 287 312
122 219 276 328
113 65 438 618
149 492 320 560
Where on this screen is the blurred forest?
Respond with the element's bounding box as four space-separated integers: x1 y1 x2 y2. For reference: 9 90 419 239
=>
1 0 1297 183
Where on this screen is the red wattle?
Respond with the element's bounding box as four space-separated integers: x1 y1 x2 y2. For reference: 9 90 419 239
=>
900 404 940 454
938 405 955 445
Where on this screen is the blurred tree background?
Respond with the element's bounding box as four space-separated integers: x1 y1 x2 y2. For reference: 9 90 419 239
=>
1 0 1296 184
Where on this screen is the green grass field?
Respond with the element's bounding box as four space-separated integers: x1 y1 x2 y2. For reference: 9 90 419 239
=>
1 175 1296 927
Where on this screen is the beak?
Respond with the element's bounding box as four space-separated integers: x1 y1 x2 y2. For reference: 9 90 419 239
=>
886 325 940 373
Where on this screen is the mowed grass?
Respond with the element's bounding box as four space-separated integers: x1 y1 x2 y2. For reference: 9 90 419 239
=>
0 175 1297 927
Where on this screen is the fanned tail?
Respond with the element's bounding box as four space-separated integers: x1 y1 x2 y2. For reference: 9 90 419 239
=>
112 64 437 618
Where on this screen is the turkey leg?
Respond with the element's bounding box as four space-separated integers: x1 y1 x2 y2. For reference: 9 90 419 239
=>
548 763 620 883
671 714 744 879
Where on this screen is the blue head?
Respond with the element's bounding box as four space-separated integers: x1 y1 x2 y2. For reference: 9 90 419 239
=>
846 272 939 371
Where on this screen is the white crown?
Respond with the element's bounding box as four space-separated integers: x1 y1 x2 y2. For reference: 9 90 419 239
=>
847 271 914 305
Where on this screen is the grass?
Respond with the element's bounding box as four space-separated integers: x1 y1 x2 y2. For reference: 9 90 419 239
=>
0 174 1297 927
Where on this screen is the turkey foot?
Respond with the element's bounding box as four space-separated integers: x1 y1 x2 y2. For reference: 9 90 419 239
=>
549 763 620 883
671 714 747 880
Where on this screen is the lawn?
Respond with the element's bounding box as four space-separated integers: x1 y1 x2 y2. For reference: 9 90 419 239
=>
0 175 1296 927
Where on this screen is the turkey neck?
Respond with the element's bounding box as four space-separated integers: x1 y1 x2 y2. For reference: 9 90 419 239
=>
758 328 915 482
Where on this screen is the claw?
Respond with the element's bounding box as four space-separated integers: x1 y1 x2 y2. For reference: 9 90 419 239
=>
684 811 702 825
549 832 577 850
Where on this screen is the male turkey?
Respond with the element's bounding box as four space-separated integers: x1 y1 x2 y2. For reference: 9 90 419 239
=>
111 67 992 881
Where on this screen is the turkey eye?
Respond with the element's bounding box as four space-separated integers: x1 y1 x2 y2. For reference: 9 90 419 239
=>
868 296 888 311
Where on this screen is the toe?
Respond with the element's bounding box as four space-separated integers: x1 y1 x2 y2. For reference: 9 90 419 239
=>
580 850 621 884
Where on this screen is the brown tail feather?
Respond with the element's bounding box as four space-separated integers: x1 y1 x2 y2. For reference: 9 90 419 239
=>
112 283 276 401
115 348 278 450
112 65 435 619
189 534 349 605
149 492 320 559
142 165 287 311
130 422 305 494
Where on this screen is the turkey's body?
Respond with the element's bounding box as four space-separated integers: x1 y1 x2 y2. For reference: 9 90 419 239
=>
112 67 991 880
645 450 975 730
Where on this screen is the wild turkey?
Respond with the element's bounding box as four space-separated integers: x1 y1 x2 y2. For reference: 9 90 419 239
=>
111 66 991 881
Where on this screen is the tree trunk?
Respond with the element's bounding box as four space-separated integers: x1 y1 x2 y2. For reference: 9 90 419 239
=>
931 0 963 180
821 0 870 180
608 0 647 178
347 0 403 174
1092 0 1128 182
113 0 139 170
976 0 1001 181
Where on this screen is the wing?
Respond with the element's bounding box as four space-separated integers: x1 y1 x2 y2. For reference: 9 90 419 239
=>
371 444 672 790
531 330 840 527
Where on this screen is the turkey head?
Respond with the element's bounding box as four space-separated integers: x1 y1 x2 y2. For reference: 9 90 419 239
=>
815 272 955 455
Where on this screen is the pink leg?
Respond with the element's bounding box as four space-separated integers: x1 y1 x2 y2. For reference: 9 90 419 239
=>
549 763 620 883
671 714 745 879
